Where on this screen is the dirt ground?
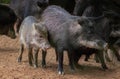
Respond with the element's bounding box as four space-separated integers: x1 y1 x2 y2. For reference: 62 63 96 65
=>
0 35 120 79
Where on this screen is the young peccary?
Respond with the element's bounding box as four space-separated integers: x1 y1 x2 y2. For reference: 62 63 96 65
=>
18 16 50 68
41 5 108 75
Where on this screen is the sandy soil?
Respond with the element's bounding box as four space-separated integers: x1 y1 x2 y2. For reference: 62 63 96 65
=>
0 35 120 79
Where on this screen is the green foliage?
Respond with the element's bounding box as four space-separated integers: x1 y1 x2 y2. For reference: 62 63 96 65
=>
0 0 10 4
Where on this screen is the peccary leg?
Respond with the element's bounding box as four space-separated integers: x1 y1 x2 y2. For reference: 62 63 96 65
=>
96 51 108 70
41 49 47 67
33 48 39 68
57 48 64 75
110 47 120 61
28 47 33 66
18 44 24 62
74 56 81 65
104 50 112 62
73 52 82 67
94 54 100 63
55 48 58 62
68 50 75 72
73 53 84 69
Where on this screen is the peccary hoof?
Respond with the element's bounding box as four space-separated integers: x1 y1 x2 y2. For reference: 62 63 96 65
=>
17 58 22 62
33 64 38 68
41 62 46 68
58 71 64 75
29 62 33 66
41 64 46 68
102 65 108 70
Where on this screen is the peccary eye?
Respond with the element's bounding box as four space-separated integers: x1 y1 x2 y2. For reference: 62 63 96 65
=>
39 35 43 38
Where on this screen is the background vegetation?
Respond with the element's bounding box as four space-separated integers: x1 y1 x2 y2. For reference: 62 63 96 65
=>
0 0 10 4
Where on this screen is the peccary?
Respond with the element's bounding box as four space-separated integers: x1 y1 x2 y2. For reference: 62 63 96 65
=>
18 16 50 68
10 0 48 19
9 0 49 35
74 10 120 63
73 0 120 16
40 5 108 74
0 4 17 38
73 0 104 16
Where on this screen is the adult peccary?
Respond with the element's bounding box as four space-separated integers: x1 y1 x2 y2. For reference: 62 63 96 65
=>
19 16 50 68
73 0 120 16
90 12 120 62
9 0 49 35
0 4 17 38
10 0 48 19
40 5 108 75
74 10 120 64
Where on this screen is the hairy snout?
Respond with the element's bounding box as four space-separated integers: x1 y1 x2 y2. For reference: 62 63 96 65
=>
40 41 51 51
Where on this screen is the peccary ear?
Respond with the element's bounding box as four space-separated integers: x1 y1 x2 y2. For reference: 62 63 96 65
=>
77 16 93 26
37 1 48 8
33 23 47 34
